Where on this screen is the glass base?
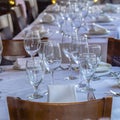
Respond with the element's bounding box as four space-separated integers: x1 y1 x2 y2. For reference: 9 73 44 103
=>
75 84 87 92
86 87 95 92
65 76 77 80
27 94 43 99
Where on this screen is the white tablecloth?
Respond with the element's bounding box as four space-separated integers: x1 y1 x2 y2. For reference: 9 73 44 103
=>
0 65 120 120
13 4 120 62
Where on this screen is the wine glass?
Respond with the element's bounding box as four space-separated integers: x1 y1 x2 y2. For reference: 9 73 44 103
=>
79 53 97 91
26 58 45 99
88 44 102 64
24 30 41 59
44 41 62 84
84 44 102 80
62 34 78 80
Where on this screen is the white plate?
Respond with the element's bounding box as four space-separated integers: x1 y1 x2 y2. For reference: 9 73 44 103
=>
88 30 110 35
96 71 110 77
96 62 112 73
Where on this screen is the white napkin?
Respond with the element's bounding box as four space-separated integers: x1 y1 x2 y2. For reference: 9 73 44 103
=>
41 13 55 23
13 57 40 70
45 4 60 12
48 85 77 103
96 62 111 73
31 25 48 36
96 14 113 22
102 4 118 13
88 23 109 35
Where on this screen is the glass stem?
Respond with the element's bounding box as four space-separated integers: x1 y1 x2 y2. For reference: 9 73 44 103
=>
31 56 34 61
87 79 90 89
33 86 39 96
51 70 54 84
68 58 72 72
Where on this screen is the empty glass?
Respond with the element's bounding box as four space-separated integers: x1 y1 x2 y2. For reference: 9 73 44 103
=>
24 30 41 59
26 59 45 99
79 53 97 91
84 44 102 80
44 41 62 84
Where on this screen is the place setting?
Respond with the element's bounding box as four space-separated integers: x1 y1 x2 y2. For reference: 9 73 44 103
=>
39 12 56 25
84 23 111 39
45 3 60 14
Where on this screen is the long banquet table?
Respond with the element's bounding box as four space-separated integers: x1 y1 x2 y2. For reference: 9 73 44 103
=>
0 65 120 120
13 3 120 62
1 3 120 120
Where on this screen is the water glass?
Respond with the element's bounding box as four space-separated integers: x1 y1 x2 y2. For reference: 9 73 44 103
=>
44 41 62 84
79 53 97 91
24 30 41 59
26 59 45 99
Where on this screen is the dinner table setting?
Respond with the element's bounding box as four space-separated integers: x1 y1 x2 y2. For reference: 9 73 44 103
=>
1 0 120 120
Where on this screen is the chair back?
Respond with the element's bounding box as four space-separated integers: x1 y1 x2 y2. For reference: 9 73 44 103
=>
107 37 120 66
0 13 13 40
10 4 27 35
2 39 28 57
7 96 112 120
1 39 28 65
25 0 38 24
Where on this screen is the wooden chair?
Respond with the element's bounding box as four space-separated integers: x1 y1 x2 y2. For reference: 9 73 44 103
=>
1 39 28 65
10 4 27 36
0 13 14 40
107 37 120 66
7 96 112 120
25 0 38 24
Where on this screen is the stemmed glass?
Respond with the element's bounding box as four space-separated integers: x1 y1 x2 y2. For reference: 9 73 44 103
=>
26 58 45 99
84 44 102 80
62 34 78 80
88 44 102 64
24 30 41 59
44 41 62 84
79 53 97 91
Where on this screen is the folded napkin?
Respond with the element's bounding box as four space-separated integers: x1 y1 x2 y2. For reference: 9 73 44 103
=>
96 14 113 22
96 62 111 73
88 23 109 35
13 57 40 70
41 13 55 23
31 25 48 37
48 85 77 103
45 4 60 12
102 4 118 13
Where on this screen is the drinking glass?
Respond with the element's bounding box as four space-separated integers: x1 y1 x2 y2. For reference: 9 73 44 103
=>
84 44 102 80
79 53 97 91
88 44 102 64
44 41 62 84
62 40 78 80
26 59 45 99
24 30 41 59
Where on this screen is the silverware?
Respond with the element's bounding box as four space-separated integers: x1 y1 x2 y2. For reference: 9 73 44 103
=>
109 90 120 96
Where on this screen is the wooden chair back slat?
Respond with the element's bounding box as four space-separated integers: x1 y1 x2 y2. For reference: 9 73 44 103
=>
0 13 13 40
107 37 120 66
7 96 112 120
